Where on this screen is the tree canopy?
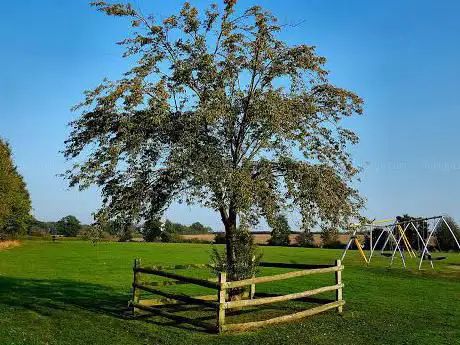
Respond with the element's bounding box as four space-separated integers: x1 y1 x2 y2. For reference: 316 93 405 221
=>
64 1 364 280
0 139 31 238
56 215 82 237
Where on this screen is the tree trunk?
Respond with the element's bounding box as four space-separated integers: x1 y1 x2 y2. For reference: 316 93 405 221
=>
222 205 243 301
224 207 237 280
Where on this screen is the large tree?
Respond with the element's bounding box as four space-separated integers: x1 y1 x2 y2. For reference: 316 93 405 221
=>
0 139 31 238
64 1 364 282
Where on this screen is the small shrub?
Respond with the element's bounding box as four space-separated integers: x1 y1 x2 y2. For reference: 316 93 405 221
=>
214 232 226 244
210 227 262 282
160 231 180 243
118 226 135 242
79 225 114 243
297 230 316 247
28 226 51 239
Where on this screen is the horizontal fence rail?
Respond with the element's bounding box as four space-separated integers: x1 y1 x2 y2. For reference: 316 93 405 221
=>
134 283 218 308
136 267 219 290
222 265 343 289
129 259 344 333
223 300 345 332
224 283 344 310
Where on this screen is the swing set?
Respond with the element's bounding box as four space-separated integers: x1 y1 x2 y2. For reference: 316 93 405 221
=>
340 215 460 270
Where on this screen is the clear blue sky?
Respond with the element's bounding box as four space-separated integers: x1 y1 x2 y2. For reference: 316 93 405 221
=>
1 0 459 229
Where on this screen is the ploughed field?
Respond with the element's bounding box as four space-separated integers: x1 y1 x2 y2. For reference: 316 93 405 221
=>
0 240 459 345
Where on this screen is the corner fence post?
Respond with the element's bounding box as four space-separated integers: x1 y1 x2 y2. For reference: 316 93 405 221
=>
131 258 140 315
249 273 256 299
217 272 226 333
335 259 343 313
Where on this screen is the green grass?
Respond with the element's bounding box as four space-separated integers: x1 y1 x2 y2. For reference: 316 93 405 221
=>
0 241 459 345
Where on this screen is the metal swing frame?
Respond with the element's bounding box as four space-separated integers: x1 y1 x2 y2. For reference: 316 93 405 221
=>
340 215 460 270
340 219 408 266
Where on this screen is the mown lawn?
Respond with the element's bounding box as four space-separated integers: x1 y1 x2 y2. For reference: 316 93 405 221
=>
0 240 459 345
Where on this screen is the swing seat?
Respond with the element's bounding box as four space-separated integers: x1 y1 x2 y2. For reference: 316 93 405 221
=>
422 256 447 261
380 252 393 257
419 253 447 261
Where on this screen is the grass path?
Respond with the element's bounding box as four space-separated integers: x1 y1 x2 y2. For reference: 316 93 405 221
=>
0 241 459 345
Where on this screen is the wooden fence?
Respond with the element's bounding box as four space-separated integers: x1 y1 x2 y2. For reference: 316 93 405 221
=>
129 259 344 333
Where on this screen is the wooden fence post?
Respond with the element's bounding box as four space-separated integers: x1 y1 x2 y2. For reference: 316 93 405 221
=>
217 272 226 333
249 275 256 299
132 258 141 315
335 259 343 313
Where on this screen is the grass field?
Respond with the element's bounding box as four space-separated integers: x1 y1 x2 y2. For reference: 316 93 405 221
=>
0 241 459 345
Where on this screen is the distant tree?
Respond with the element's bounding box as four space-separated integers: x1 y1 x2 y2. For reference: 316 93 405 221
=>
268 215 291 246
434 216 460 252
56 215 82 237
103 220 122 236
163 220 177 234
189 222 205 233
142 218 162 242
93 215 136 241
118 224 136 242
189 221 212 234
27 220 51 238
64 1 364 289
161 219 212 235
395 214 428 251
364 227 384 250
0 139 32 239
320 227 340 248
27 217 48 234
79 224 109 243
297 230 315 247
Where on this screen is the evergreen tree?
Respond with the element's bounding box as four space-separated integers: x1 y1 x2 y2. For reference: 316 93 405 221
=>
0 139 31 238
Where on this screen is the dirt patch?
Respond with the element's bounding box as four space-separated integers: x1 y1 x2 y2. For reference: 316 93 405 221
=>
448 264 460 270
0 240 21 251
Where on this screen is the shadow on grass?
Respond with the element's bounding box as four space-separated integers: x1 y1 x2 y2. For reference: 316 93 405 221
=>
0 276 129 318
0 276 335 334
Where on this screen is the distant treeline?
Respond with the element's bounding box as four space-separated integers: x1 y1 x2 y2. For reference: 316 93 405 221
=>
24 215 213 242
163 220 213 234
28 215 86 238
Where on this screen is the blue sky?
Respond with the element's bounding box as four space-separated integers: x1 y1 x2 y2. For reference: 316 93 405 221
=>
1 0 459 230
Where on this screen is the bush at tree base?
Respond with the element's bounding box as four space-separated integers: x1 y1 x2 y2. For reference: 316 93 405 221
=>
211 227 262 297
